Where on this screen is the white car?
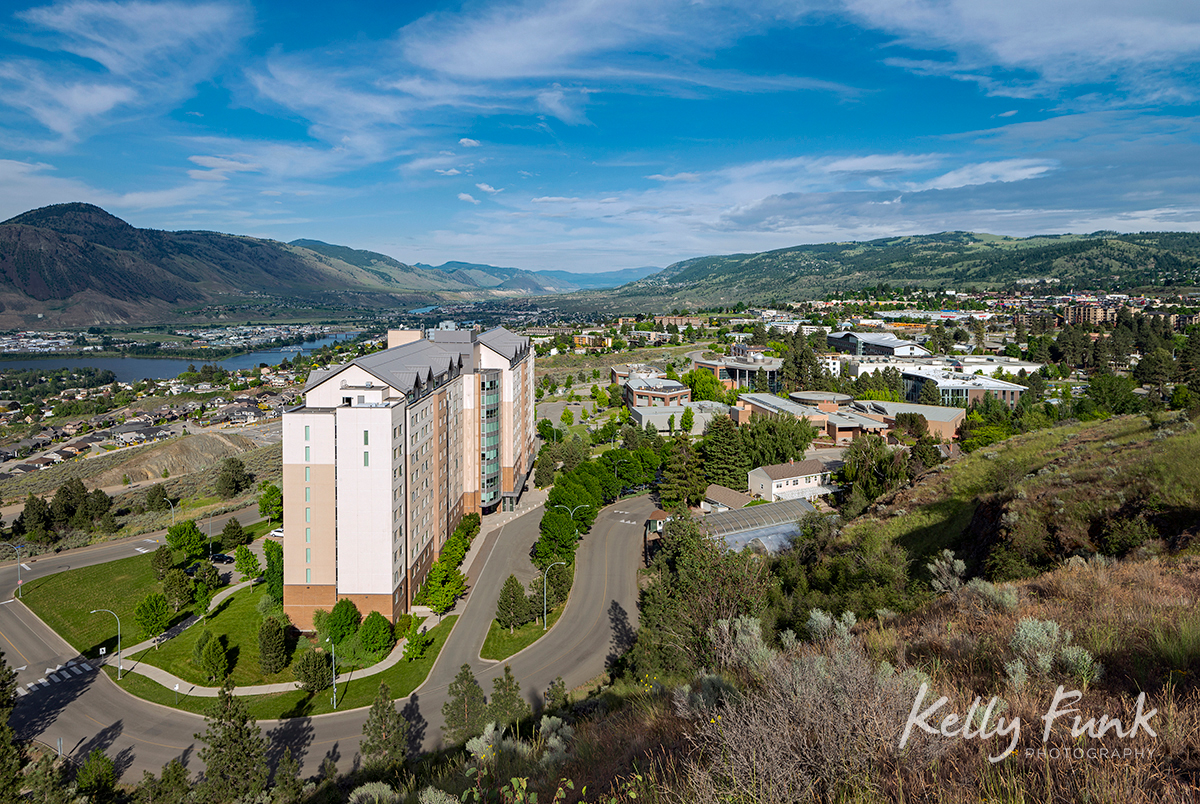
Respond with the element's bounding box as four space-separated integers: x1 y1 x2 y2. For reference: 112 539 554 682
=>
269 528 284 539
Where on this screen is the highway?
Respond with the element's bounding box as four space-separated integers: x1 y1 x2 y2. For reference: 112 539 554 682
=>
1 495 649 779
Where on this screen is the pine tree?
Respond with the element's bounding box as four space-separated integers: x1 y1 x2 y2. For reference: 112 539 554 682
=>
272 747 304 804
200 635 228 681
134 758 191 804
496 574 531 634
195 679 268 804
258 617 286 675
441 663 487 745
918 379 942 406
488 665 531 727
702 415 749 490
26 754 70 804
360 681 410 772
163 568 193 613
151 545 173 580
76 749 117 804
0 646 23 804
220 517 246 548
659 437 706 509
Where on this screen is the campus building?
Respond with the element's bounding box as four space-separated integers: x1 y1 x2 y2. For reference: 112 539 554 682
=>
281 327 535 630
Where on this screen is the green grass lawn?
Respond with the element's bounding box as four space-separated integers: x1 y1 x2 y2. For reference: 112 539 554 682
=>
132 584 295 686
20 553 188 658
104 615 458 719
480 605 564 661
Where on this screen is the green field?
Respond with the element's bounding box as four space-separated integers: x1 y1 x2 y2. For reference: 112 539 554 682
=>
20 552 188 658
105 615 458 719
132 584 296 686
480 605 565 661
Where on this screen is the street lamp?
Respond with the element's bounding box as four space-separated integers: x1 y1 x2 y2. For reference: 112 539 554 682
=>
165 496 176 528
543 561 567 631
553 503 591 522
0 543 25 599
90 609 122 680
207 510 214 560
325 637 337 709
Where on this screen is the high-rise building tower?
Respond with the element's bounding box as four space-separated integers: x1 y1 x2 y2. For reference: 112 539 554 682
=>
281 327 534 630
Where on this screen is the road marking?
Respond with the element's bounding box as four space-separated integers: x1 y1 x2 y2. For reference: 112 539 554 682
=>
14 665 25 671
0 626 30 665
71 666 83 675
49 673 60 682
14 687 25 697
20 563 31 571
37 678 48 686
81 662 93 671
143 539 155 543
0 599 13 605
134 547 151 554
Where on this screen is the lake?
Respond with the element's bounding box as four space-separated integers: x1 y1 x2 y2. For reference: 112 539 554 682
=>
0 333 359 382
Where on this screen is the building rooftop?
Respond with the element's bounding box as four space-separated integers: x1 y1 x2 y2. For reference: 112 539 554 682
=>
851 399 967 423
626 376 688 393
752 459 827 480
739 393 819 419
701 497 817 554
705 484 753 510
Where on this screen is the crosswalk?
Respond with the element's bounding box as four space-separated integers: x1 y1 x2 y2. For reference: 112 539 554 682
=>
610 511 643 525
134 538 158 554
14 659 95 697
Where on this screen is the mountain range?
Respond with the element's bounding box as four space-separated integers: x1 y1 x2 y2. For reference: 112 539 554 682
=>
0 203 653 327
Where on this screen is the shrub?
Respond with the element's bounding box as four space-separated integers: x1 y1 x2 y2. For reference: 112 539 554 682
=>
965 578 1018 613
1011 617 1068 675
1058 644 1103 687
359 611 395 654
348 782 400 804
294 649 332 692
927 549 966 595
1004 658 1029 691
1101 516 1158 556
807 609 856 642
193 630 214 666
327 599 362 645
312 609 330 635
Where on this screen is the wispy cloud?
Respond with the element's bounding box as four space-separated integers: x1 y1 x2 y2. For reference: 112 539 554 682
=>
476 183 502 194
459 137 481 147
458 192 480 204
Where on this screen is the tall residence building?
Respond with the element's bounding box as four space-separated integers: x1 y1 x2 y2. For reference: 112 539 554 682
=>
281 327 535 630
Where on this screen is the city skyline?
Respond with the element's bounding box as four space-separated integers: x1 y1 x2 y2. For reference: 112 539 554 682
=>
1 0 1198 273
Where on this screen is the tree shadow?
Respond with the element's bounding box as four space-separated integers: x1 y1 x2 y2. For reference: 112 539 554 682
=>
265 715 314 773
401 694 426 757
606 599 635 669
74 718 123 761
281 693 317 719
10 655 103 749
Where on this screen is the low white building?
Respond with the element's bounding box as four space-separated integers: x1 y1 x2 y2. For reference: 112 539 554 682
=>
748 459 838 501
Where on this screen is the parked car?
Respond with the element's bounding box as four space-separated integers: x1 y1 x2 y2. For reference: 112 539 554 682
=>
268 528 284 539
211 553 235 565
184 562 201 577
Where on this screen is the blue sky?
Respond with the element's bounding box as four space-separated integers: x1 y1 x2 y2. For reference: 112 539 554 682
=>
1 0 1199 273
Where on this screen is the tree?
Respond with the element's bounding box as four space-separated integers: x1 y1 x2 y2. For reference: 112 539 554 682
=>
258 617 286 676
195 679 268 804
163 568 193 613
0 647 20 804
402 619 432 661
145 483 171 513
135 592 170 644
560 407 574 427
496 574 531 634
533 509 578 570
918 379 942 406
151 545 173 580
682 369 726 402
234 544 262 583
679 405 695 435
215 457 251 498
272 748 304 804
488 665 531 727
263 539 284 605
326 598 362 644
359 610 395 654
424 560 466 616
659 437 706 509
360 681 410 772
26 754 71 804
294 649 331 692
258 482 283 525
76 748 117 804
702 415 748 490
442 663 488 745
220 517 246 548
199 635 228 681
17 492 52 541
195 560 220 590
167 520 206 558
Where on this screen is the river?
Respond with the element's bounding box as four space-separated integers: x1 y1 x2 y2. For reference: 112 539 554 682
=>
0 333 360 382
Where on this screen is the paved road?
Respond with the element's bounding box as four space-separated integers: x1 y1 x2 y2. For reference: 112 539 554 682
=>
1 494 649 779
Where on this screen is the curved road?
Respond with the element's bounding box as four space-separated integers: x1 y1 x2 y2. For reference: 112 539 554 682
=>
2 495 650 779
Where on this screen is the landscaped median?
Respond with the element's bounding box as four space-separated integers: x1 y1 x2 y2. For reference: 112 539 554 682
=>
102 616 457 719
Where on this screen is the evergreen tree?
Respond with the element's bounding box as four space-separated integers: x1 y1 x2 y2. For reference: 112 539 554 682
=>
76 749 117 804
679 405 695 435
918 379 942 406
26 754 70 804
215 457 251 498
0 647 21 804
134 758 192 804
702 415 749 490
488 665 531 727
659 437 706 509
151 545 173 580
145 483 171 513
326 598 362 644
200 636 228 681
17 492 52 541
195 679 268 804
163 568 193 613
441 663 488 745
167 520 206 558
360 681 410 772
195 561 220 590
272 747 304 804
220 517 246 548
258 617 286 675
496 574 531 633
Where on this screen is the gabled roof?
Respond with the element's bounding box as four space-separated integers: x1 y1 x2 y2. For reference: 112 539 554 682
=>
476 326 528 362
752 459 828 480
705 484 753 509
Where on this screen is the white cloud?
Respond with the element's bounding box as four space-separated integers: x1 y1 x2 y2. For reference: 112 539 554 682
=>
913 159 1056 191
476 183 502 194
458 192 480 204
646 172 700 182
436 168 462 176
459 137 481 147
185 154 262 182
